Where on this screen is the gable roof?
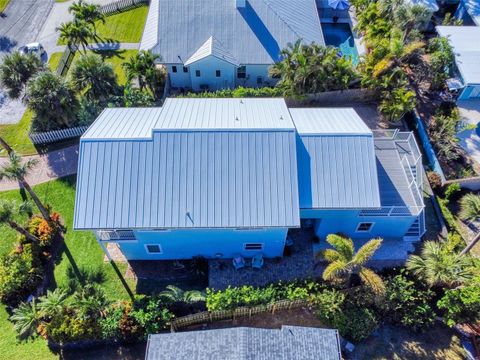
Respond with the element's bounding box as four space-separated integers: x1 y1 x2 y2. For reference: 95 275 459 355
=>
461 0 480 26
140 0 324 64
290 108 381 209
74 99 300 230
146 326 341 360
436 26 480 85
184 36 240 66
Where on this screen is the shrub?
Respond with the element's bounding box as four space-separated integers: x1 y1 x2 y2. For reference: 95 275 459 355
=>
437 196 461 234
380 273 436 332
129 295 174 337
438 277 480 326
100 303 125 340
181 86 284 98
27 214 59 247
0 246 42 306
444 183 461 201
427 172 442 193
46 311 102 343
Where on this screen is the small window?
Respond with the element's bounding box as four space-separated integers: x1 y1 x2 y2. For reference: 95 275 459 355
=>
356 222 374 232
237 66 246 79
244 243 263 251
145 244 162 253
172 66 177 73
183 66 188 73
195 70 201 77
256 76 263 85
215 70 221 77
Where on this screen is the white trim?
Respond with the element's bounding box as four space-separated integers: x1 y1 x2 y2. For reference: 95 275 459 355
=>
234 227 266 231
145 244 163 254
243 243 264 251
356 222 375 233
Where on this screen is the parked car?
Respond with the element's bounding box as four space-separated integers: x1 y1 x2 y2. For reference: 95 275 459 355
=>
18 43 46 57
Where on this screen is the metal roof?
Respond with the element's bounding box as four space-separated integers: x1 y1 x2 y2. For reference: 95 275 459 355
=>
74 100 300 230
436 26 480 85
146 326 341 360
155 98 295 131
291 108 381 209
140 0 324 64
184 36 240 67
462 0 480 26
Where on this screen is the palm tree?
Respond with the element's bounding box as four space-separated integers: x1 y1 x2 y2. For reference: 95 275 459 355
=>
459 193 480 255
69 53 118 101
159 285 206 303
10 299 43 339
56 20 93 52
406 240 477 288
122 50 162 97
37 288 68 319
71 284 110 320
0 136 14 156
69 0 105 35
0 152 50 221
0 200 40 244
0 51 44 99
316 234 385 296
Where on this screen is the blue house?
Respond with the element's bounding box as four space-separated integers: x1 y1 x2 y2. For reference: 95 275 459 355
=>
436 26 480 100
73 98 425 261
140 0 324 91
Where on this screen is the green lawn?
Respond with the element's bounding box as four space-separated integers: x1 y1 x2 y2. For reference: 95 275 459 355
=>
58 5 148 45
0 110 36 157
48 52 63 72
0 0 10 12
0 177 136 359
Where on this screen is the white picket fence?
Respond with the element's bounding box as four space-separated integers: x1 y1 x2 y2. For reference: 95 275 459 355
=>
100 0 149 15
29 126 89 145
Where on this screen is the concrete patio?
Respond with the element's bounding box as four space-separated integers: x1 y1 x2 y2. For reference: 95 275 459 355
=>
457 99 480 164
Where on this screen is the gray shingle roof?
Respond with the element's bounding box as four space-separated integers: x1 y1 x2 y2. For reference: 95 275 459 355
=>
145 326 341 360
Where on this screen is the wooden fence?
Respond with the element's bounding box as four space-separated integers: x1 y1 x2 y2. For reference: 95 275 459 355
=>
29 126 89 145
170 299 309 332
100 0 149 16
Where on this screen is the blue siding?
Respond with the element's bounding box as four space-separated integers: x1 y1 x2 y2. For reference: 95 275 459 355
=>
116 228 288 260
300 209 416 239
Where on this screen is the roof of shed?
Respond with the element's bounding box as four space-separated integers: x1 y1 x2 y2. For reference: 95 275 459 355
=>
140 0 324 64
146 326 341 360
436 26 480 85
291 108 381 209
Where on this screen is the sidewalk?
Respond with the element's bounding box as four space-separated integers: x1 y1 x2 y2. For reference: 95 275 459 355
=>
0 144 79 191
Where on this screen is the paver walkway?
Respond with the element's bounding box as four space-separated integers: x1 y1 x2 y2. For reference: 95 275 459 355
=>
0 144 79 191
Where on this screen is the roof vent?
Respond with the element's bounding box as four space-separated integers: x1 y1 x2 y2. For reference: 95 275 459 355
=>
235 116 240 121
236 0 246 8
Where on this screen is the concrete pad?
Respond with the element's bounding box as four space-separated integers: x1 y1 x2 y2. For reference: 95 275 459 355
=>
457 99 480 125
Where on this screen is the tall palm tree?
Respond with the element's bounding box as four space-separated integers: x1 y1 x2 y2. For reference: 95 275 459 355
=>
56 20 93 52
122 50 162 97
159 285 206 303
459 193 480 255
10 299 43 339
69 53 118 101
0 200 40 244
0 136 14 156
316 234 385 296
69 0 105 35
406 240 477 288
0 152 50 221
0 51 44 99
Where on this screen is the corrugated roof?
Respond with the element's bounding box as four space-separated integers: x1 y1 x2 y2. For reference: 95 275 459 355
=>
289 108 372 135
74 117 300 230
146 326 341 360
291 108 380 209
141 0 324 64
155 98 295 130
184 36 240 66
437 26 480 85
462 0 480 26
82 108 163 140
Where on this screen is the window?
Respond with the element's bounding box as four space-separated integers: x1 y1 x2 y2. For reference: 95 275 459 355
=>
98 230 135 241
356 222 374 232
244 243 264 251
183 66 188 73
172 66 177 73
237 66 246 79
145 244 162 253
256 76 263 85
216 70 221 77
195 70 201 77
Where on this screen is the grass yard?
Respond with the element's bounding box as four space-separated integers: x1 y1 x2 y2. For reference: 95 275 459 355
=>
0 176 136 359
48 52 63 72
0 0 10 12
0 110 36 157
57 5 148 45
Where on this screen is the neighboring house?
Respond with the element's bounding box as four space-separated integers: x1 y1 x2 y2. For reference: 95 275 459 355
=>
455 0 480 26
139 0 324 91
145 326 342 360
437 26 480 100
73 98 425 261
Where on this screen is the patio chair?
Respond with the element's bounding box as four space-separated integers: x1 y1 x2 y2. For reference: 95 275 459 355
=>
251 254 264 269
232 255 245 270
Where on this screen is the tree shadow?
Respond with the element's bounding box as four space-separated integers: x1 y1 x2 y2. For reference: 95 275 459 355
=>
0 36 16 52
109 259 135 301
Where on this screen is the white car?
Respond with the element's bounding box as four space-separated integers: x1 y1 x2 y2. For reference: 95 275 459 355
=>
18 43 46 57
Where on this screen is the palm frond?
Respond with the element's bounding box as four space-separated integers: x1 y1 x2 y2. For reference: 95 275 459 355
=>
317 248 343 262
459 193 480 221
322 260 348 282
326 234 354 261
352 238 383 265
359 267 386 296
184 290 206 303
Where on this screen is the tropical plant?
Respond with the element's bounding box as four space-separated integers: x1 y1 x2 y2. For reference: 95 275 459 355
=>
56 20 93 52
69 53 118 101
442 12 463 26
393 4 431 39
109 85 155 107
37 288 69 319
10 299 43 339
269 40 357 96
27 71 79 131
69 0 104 35
0 200 40 243
438 276 480 326
316 234 385 296
0 52 44 99
429 109 463 162
0 136 14 155
406 240 478 288
459 193 480 222
70 284 110 321
0 152 50 220
159 285 206 304
428 37 454 90
122 50 164 98
378 85 416 123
